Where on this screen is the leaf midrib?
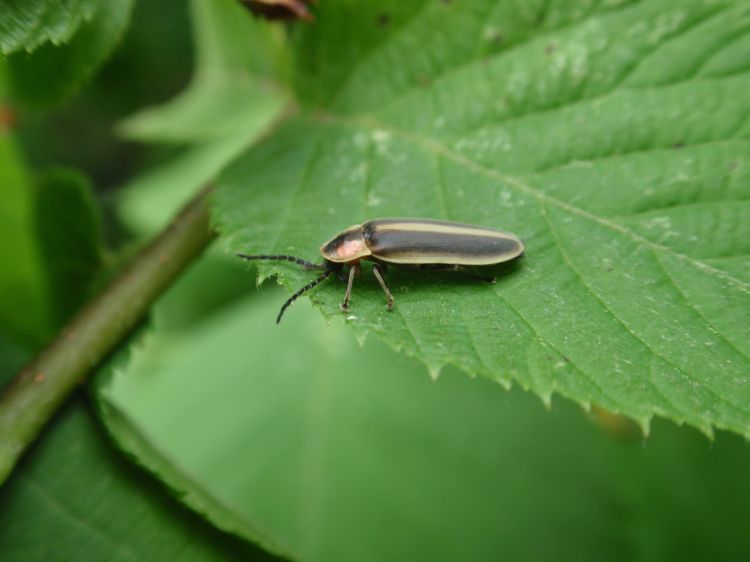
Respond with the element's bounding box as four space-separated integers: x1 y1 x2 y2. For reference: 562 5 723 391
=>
323 112 750 293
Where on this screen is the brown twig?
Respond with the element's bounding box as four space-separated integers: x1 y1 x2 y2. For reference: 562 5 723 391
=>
0 185 216 484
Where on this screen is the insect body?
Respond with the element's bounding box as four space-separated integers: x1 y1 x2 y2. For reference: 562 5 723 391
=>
238 218 524 323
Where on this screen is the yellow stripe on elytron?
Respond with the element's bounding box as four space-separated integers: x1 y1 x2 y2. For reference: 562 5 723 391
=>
373 222 512 238
378 252 519 266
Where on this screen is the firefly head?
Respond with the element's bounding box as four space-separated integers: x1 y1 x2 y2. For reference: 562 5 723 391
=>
320 224 372 263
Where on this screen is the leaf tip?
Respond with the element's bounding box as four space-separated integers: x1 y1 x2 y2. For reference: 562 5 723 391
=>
637 416 651 439
427 363 443 381
539 391 553 410
697 422 715 442
353 329 367 347
495 377 512 391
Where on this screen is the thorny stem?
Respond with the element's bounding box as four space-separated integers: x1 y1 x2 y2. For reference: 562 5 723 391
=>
0 186 215 484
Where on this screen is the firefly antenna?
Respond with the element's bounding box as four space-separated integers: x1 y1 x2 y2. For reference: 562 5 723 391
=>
276 269 332 324
236 253 324 270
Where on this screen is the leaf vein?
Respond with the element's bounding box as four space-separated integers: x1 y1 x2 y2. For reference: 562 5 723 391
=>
328 0 434 108
434 157 498 378
689 22 750 79
532 138 750 176
350 112 750 294
271 132 323 256
23 474 141 562
539 199 749 420
651 248 750 363
371 0 647 116
433 153 449 218
485 282 615 407
612 196 750 221
337 114 750 293
361 136 374 216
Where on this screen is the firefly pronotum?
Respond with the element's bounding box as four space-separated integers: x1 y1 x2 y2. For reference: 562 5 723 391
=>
237 218 524 323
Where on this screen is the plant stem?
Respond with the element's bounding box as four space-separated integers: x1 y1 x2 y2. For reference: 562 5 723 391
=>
0 186 215 484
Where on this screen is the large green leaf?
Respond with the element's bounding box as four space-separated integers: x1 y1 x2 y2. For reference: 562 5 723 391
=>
0 397 279 562
0 0 97 54
97 261 750 562
5 0 133 108
214 0 750 437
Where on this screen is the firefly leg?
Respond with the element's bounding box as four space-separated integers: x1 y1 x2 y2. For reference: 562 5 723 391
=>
418 264 496 284
453 265 496 284
340 263 360 311
372 263 395 311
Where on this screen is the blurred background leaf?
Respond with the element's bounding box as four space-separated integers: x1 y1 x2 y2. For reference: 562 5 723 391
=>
118 0 289 143
0 138 103 346
0 395 282 562
34 169 104 327
97 253 750 562
0 0 98 54
117 0 291 236
0 136 49 345
4 1 134 109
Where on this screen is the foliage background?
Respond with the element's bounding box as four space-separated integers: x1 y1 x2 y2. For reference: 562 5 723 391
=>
1 0 749 560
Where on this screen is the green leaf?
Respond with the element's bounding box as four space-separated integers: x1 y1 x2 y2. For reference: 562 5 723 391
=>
97 264 750 561
118 137 261 236
0 397 280 562
214 0 750 437
117 0 289 143
0 335 31 384
116 0 290 236
6 0 133 108
35 169 104 328
0 137 106 346
0 136 50 344
0 0 97 54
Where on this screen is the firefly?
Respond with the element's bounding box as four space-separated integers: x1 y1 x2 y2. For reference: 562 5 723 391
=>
237 218 524 323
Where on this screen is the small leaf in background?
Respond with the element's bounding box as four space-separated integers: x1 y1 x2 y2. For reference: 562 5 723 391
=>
117 0 291 236
97 257 750 562
118 131 264 236
0 136 50 345
34 169 104 326
5 0 134 109
117 0 290 143
0 336 31 384
214 0 750 438
0 137 106 346
0 0 97 54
